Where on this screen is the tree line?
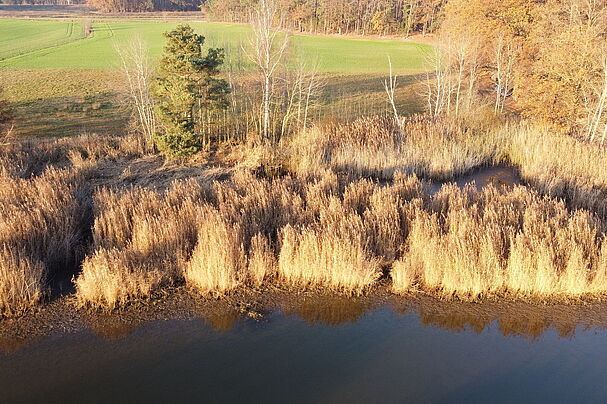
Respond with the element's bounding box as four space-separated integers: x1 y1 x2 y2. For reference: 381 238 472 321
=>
205 0 446 36
78 0 446 36
85 0 201 12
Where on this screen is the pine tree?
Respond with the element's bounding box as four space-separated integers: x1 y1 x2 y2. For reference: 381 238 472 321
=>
152 24 230 156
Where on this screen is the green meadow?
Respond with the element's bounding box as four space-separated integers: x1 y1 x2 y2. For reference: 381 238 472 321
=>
0 18 431 137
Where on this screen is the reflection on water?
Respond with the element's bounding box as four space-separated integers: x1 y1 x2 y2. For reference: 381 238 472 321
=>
202 307 242 332
393 297 607 340
3 297 607 403
0 334 34 356
86 314 144 340
285 296 370 326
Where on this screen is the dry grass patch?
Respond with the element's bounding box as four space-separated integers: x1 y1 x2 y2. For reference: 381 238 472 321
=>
247 233 277 287
184 209 246 296
75 181 207 309
76 249 165 310
507 124 607 219
0 166 88 317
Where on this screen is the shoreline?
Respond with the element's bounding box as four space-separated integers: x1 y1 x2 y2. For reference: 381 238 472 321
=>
4 282 607 355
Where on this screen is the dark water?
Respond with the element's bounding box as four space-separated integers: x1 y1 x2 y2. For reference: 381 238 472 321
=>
2 305 607 404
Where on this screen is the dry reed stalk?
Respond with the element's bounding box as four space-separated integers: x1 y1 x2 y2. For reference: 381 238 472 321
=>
0 248 45 318
0 166 87 316
75 249 164 310
392 183 607 300
75 180 208 308
278 218 382 295
184 209 246 296
247 233 277 286
289 115 505 180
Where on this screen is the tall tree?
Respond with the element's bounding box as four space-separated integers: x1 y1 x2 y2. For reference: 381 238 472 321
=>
152 24 230 156
247 0 289 143
115 36 157 146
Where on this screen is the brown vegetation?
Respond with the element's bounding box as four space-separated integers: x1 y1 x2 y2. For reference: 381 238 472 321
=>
441 0 607 135
0 132 152 317
288 114 504 180
0 161 87 316
4 111 607 315
393 184 607 299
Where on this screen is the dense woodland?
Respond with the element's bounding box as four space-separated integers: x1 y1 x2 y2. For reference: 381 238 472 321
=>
84 0 200 12
78 0 446 35
205 0 446 36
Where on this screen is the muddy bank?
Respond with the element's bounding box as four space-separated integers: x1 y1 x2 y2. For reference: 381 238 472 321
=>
430 164 522 193
4 283 607 355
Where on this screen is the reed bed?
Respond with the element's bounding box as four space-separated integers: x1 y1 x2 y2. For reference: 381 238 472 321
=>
0 248 45 318
0 167 88 317
506 124 607 219
0 132 152 317
75 181 208 309
8 113 607 314
289 114 607 224
278 223 382 294
75 170 428 307
75 163 607 307
288 115 506 180
392 184 607 300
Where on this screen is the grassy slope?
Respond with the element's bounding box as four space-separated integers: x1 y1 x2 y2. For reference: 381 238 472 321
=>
0 19 431 137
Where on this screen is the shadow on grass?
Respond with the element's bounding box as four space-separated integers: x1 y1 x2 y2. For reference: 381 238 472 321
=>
11 92 129 138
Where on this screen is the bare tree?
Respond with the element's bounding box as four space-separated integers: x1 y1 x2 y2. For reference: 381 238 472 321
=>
279 59 324 139
0 124 14 146
385 56 401 124
493 36 517 114
423 39 453 117
453 39 469 117
246 0 290 143
588 53 607 142
115 36 156 146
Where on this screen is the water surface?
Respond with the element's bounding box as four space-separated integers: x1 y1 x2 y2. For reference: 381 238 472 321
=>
1 305 606 404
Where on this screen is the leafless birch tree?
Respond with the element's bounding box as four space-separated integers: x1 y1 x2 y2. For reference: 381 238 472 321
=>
423 40 453 117
588 53 607 143
115 36 156 144
385 56 401 124
246 0 290 143
280 60 324 138
493 36 517 114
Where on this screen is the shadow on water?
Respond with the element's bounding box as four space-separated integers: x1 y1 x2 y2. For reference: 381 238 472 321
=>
201 307 243 332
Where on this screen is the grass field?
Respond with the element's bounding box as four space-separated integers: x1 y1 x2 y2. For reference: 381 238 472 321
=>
0 19 85 61
0 18 431 138
0 20 430 73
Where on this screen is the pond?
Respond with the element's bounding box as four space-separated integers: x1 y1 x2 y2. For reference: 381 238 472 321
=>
2 303 607 404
